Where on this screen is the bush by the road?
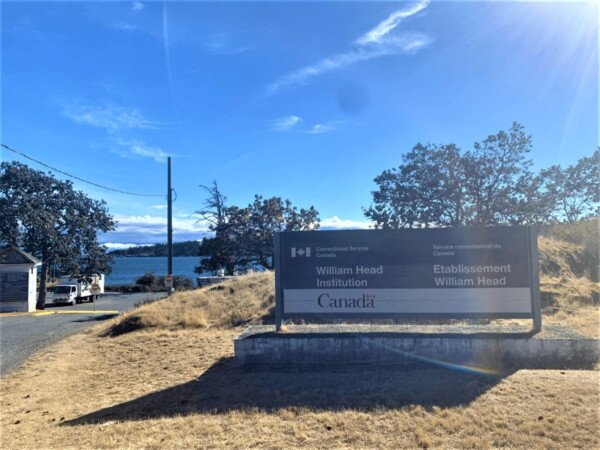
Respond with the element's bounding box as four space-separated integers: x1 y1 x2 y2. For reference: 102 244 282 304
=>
105 284 144 293
157 274 194 291
105 273 195 293
133 272 194 292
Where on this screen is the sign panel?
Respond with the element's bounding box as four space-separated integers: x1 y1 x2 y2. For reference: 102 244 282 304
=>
275 226 540 324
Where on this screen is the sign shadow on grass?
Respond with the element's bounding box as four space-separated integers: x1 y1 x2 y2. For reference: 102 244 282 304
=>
64 358 513 425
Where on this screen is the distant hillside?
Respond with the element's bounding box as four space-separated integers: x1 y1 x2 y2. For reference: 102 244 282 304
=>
109 240 201 257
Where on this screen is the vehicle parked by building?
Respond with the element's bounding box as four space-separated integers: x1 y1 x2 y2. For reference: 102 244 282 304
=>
53 275 105 305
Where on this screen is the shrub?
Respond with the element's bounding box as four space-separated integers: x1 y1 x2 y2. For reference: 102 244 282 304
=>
135 272 157 291
156 275 194 291
105 284 144 293
174 275 194 291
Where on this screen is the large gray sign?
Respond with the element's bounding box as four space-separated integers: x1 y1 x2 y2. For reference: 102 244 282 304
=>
274 226 541 330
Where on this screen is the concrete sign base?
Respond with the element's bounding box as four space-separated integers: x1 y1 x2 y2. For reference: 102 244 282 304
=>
235 324 599 370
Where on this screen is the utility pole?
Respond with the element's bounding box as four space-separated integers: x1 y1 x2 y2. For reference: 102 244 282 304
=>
167 156 173 293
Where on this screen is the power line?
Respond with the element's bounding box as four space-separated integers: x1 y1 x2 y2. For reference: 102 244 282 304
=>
1 143 163 197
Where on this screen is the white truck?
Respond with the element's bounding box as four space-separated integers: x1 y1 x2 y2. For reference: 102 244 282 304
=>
53 275 105 305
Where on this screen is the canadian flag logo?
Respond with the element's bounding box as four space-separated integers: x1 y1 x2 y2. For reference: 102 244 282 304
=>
291 247 311 257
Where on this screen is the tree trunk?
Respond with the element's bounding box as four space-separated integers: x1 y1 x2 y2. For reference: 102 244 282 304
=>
226 263 236 276
37 263 48 310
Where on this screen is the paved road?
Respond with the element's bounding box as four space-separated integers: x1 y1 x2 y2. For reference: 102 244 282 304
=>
0 291 166 377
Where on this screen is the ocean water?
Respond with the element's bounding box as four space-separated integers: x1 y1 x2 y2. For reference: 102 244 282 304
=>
106 256 208 285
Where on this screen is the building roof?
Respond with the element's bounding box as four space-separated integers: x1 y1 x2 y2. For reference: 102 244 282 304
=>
0 246 42 266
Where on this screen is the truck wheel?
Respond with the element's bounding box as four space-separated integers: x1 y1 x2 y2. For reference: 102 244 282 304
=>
75 298 81 304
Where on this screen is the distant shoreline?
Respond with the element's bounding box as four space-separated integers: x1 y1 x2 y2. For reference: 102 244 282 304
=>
110 254 209 258
108 240 204 258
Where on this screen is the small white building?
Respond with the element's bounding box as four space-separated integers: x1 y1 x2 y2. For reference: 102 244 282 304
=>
0 246 41 313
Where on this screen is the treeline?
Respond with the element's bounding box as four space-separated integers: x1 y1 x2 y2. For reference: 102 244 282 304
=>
199 122 598 275
195 184 319 275
109 240 201 257
365 122 599 228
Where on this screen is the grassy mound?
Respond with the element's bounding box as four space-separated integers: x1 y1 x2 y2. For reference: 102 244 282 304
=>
538 235 600 311
105 272 275 337
542 218 599 281
538 236 583 278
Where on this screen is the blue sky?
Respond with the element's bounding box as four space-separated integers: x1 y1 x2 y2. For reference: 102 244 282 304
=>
1 1 598 248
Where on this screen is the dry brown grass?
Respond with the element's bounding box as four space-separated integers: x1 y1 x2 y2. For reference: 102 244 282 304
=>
106 272 275 336
538 236 600 312
537 235 600 337
543 305 600 339
541 274 600 310
542 218 599 281
2 235 599 448
538 236 584 278
1 323 598 449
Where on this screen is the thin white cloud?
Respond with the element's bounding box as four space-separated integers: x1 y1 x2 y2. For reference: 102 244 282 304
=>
266 48 383 95
355 0 430 45
269 115 303 132
132 1 145 12
63 103 157 131
103 242 146 250
114 214 209 234
266 1 432 95
269 116 342 134
306 123 336 134
321 216 373 230
100 214 372 245
151 204 168 210
267 35 431 95
113 139 173 163
100 214 209 245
